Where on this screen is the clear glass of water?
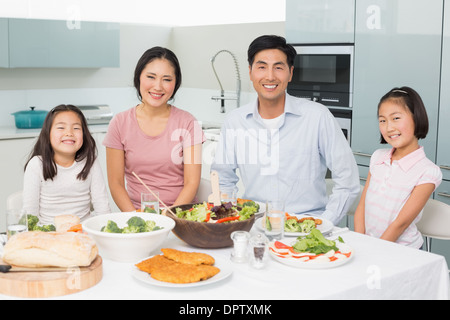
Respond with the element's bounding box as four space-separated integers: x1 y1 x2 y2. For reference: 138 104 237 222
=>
264 201 285 241
6 209 28 239
141 192 160 214
220 189 237 206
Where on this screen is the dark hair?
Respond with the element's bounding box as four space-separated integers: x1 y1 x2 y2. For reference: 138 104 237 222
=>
133 46 182 102
247 35 297 68
377 86 429 144
25 104 97 181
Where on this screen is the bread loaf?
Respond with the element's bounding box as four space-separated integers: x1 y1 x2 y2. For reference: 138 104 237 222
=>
2 231 98 268
54 214 81 232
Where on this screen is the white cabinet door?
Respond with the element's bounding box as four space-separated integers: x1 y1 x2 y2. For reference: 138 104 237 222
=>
0 137 37 232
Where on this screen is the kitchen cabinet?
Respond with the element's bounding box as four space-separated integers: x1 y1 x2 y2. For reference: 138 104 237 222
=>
0 19 8 67
437 1 450 188
352 0 442 168
0 137 37 232
285 0 355 44
6 18 120 68
0 126 115 232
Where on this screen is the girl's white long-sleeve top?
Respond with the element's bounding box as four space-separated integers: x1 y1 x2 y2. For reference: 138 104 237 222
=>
22 156 111 225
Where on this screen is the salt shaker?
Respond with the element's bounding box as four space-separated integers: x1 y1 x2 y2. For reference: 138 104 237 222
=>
249 232 269 269
230 231 250 263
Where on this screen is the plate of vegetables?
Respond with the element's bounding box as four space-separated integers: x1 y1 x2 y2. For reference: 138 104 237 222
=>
256 213 333 237
269 229 353 269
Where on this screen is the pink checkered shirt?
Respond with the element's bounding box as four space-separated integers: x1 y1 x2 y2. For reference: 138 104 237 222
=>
365 147 442 248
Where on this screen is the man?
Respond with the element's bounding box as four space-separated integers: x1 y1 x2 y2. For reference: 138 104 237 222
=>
211 35 360 225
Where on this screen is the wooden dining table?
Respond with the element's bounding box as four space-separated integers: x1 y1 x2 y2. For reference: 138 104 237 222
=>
0 225 448 302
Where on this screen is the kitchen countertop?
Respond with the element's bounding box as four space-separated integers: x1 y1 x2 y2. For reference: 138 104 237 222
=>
0 121 220 140
0 124 110 140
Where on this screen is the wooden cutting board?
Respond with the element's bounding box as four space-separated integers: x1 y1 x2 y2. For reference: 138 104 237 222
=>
0 255 102 298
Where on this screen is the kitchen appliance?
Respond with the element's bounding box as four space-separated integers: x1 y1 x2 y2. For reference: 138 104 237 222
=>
329 107 352 144
77 105 113 125
11 106 48 129
287 44 354 145
288 44 354 108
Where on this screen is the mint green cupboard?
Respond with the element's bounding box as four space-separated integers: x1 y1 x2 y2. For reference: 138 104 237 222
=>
352 0 442 168
285 0 355 44
5 18 119 68
0 19 8 67
437 2 450 186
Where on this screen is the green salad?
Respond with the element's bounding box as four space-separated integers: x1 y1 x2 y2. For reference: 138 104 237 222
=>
292 229 343 254
175 201 257 223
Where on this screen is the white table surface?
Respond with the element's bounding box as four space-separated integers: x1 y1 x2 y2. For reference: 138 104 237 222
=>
1 226 448 300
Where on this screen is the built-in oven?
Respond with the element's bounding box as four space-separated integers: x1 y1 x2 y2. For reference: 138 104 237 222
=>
287 44 354 108
329 107 352 145
287 44 354 145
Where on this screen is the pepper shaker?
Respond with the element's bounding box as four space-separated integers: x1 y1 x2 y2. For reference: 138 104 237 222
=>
249 233 269 269
230 231 250 263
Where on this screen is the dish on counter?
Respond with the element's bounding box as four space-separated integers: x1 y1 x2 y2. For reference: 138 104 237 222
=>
269 229 354 269
132 249 232 288
255 214 333 237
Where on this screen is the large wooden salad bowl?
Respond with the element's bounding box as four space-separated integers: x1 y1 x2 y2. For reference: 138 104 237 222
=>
166 203 256 248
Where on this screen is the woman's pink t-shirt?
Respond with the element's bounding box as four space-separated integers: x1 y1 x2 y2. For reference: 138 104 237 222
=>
103 106 205 208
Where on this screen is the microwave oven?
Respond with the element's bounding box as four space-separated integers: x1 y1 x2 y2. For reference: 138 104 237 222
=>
287 45 354 108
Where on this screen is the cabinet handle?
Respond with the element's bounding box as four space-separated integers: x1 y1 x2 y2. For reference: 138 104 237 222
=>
437 192 450 198
439 165 450 171
353 152 372 158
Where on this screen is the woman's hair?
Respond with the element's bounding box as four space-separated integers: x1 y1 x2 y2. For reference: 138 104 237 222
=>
133 46 182 102
24 104 97 181
247 35 297 68
377 86 429 144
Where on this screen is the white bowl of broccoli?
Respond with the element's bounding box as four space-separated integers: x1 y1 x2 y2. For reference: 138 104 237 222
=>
82 212 175 262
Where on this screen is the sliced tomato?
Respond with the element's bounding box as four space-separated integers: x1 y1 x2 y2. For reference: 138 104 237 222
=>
274 241 292 250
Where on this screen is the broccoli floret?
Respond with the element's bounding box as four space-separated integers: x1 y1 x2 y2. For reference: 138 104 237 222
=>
300 219 316 233
144 220 156 232
284 219 301 232
143 206 157 213
122 225 142 233
27 214 39 230
126 216 146 228
26 214 55 232
101 220 123 233
33 224 56 232
243 200 260 212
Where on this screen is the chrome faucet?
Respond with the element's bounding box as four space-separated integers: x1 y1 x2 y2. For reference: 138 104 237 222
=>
211 50 241 113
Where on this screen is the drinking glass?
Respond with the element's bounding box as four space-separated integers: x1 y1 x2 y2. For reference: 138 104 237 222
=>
220 189 237 206
6 209 28 239
141 192 160 214
264 201 285 240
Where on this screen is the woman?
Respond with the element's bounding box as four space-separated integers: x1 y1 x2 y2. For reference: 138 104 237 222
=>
103 47 204 211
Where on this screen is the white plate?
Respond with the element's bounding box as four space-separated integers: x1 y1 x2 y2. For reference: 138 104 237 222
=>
255 214 334 237
132 255 233 288
269 238 354 269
